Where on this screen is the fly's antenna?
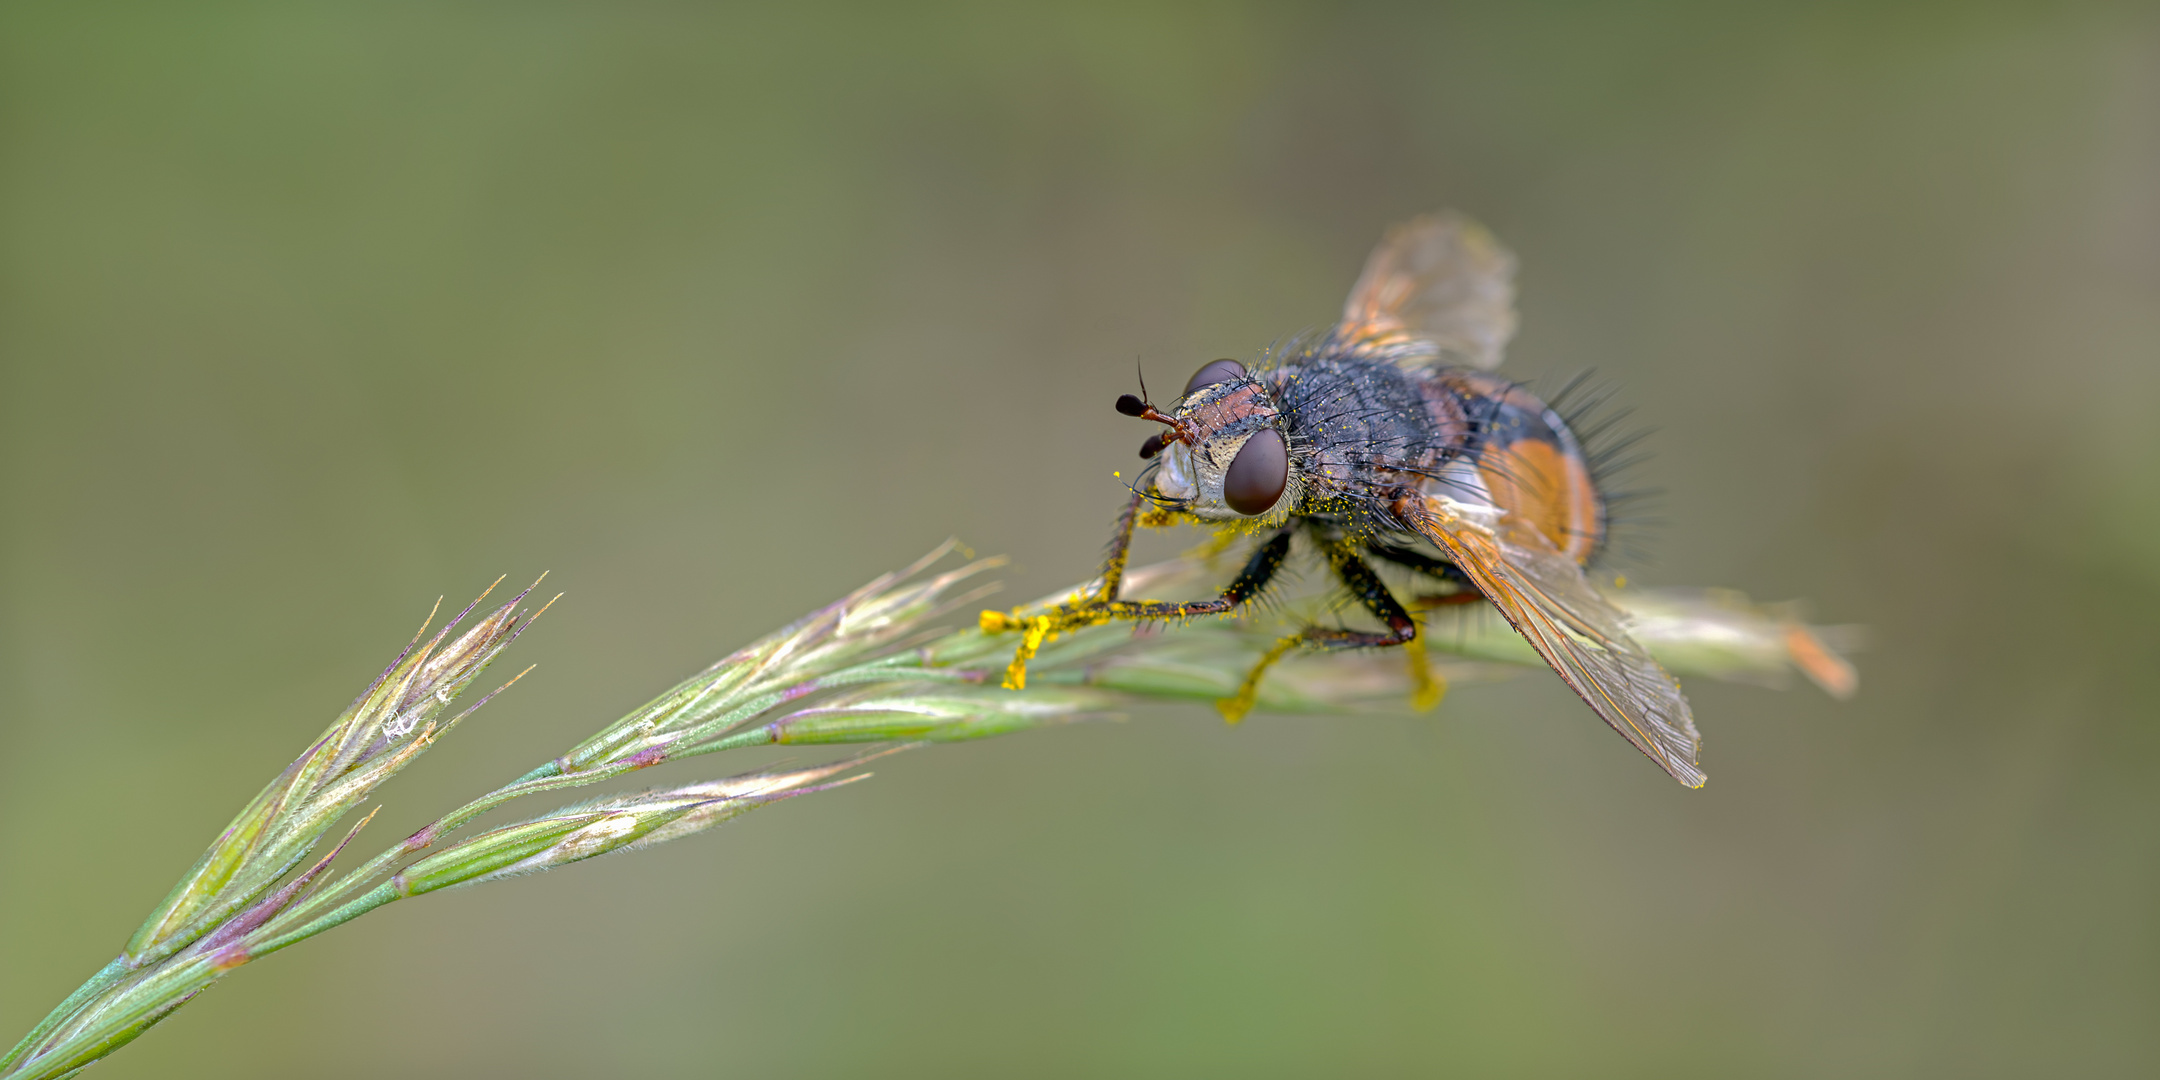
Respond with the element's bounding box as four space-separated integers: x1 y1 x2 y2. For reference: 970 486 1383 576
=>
1115 393 1182 430
1116 392 1193 459
1119 355 1196 459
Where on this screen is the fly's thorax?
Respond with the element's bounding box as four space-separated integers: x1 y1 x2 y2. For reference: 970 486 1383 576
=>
1151 374 1304 524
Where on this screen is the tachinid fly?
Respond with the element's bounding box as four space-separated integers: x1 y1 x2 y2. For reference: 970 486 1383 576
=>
983 212 1705 787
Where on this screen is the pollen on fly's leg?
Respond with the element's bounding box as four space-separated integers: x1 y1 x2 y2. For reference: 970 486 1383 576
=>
979 495 1297 691
980 387 1201 690
979 490 1148 689
1183 525 1247 566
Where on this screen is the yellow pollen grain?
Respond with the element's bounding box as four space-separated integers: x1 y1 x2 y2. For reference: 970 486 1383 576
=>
1404 632 1446 712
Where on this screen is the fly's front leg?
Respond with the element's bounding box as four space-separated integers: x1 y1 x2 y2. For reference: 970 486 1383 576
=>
982 512 1293 691
980 489 1146 688
1092 487 1149 602
1219 537 1441 722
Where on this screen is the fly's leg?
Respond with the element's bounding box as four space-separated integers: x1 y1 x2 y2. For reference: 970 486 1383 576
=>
1339 542 1447 709
1399 629 1443 709
1219 538 1439 722
981 489 1146 688
1216 632 1304 723
1364 538 1473 585
981 494 1294 689
986 530 1293 689
1365 539 1484 607
1091 487 1149 602
1185 525 1246 564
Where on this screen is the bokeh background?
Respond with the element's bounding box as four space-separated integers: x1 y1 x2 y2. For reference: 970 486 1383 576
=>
4 5 2157 1077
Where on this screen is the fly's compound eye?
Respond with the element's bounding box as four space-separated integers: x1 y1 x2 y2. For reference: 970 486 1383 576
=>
1222 429 1287 515
1184 359 1246 397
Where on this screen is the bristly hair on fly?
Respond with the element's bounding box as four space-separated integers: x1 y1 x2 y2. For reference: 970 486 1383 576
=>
1127 327 1549 531
1540 369 1664 569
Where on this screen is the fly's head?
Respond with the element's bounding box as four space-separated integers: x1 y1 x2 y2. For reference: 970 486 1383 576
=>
1117 359 1301 526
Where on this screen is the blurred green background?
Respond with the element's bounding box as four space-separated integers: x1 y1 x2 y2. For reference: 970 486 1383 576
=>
4 4 2157 1077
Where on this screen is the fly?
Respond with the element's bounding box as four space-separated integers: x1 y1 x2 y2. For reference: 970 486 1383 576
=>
983 212 1706 787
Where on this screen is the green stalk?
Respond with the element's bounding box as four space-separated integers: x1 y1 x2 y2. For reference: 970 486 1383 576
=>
2 547 1854 1079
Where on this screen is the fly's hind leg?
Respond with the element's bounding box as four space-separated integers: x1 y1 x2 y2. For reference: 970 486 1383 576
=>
1219 537 1439 722
981 491 1294 689
1361 538 1486 701
1365 539 1483 606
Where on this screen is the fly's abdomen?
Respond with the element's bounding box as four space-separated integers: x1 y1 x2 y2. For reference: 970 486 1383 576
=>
1429 371 1604 564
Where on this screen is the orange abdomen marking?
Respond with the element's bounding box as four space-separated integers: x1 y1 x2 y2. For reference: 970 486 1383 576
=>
1478 437 1603 564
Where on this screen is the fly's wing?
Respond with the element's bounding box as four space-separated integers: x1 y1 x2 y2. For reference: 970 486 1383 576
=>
1404 496 1706 787
1337 211 1518 371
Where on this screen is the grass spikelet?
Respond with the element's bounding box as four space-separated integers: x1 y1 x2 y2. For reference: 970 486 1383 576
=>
0 544 1853 1079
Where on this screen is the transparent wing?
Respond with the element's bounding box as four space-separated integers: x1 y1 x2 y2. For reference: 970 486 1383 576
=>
1404 496 1705 787
1337 211 1519 371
